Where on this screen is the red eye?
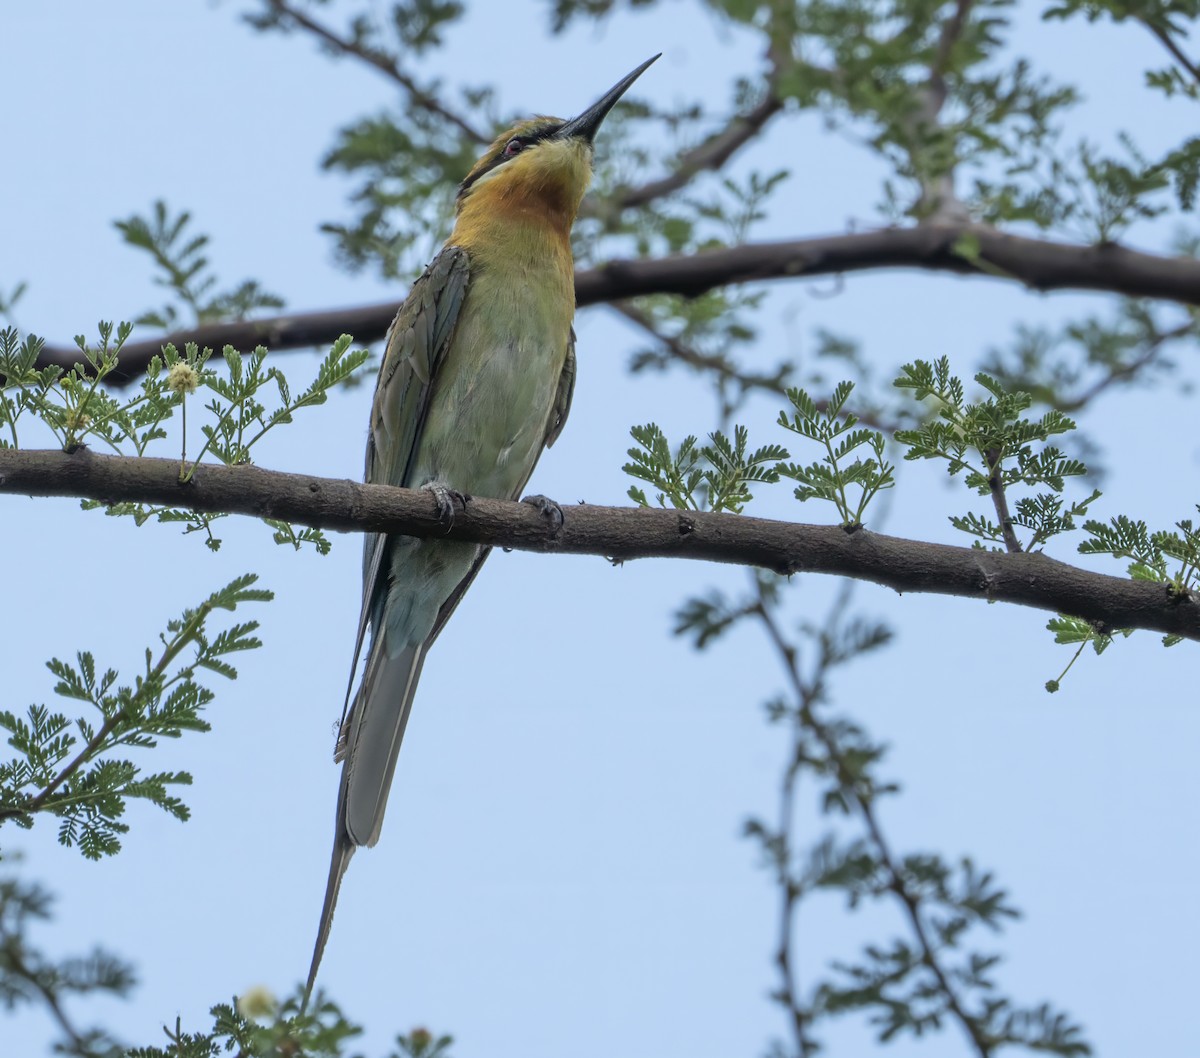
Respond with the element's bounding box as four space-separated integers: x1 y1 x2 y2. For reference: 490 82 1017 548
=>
503 138 525 157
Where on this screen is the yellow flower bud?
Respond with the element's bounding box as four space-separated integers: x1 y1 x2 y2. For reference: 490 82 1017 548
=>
236 984 278 1021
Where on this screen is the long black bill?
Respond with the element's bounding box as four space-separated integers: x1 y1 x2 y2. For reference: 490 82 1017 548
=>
554 54 661 144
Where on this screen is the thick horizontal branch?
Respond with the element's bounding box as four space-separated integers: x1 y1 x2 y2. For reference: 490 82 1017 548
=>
33 224 1200 385
2 448 1197 643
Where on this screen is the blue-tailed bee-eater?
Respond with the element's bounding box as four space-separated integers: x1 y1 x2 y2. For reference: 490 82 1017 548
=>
306 54 660 997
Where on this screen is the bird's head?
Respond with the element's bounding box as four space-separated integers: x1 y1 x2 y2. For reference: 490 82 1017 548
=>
455 55 659 226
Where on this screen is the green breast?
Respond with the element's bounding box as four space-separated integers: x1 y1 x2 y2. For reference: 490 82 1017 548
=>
411 250 574 500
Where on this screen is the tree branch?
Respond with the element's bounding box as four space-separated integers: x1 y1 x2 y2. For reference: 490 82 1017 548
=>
1140 18 1200 87
1058 317 1196 413
3 946 91 1056
33 225 1200 385
610 88 786 211
2 448 1197 642
611 300 792 398
985 448 1022 554
755 583 992 1058
259 0 489 144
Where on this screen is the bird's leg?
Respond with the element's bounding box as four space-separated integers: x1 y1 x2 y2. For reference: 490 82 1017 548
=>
521 493 565 537
422 478 470 529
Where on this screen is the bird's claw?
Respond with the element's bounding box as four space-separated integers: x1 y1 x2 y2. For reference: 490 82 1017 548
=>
522 493 565 537
422 479 469 529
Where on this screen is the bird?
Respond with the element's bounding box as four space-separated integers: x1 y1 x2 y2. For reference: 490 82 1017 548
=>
305 54 660 999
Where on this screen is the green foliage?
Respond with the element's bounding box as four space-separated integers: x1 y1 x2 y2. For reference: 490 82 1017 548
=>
247 0 485 279
679 577 1091 1056
776 382 895 527
1080 508 1200 608
1 325 369 552
0 280 27 323
547 0 656 31
125 992 362 1058
0 575 271 858
319 107 483 279
394 1026 456 1058
115 201 284 330
622 289 782 415
980 299 1198 416
1 321 146 453
894 357 1099 549
1043 615 1135 691
187 334 369 473
625 422 787 512
117 985 451 1058
0 874 134 1058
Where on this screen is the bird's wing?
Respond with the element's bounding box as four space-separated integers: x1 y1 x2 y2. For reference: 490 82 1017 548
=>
543 325 577 450
336 246 472 742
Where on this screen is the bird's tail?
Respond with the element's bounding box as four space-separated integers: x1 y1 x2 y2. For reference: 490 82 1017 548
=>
304 834 354 1006
305 640 428 1001
342 640 427 847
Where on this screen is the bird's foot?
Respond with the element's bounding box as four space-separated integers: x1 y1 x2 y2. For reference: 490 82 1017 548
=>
422 479 469 529
522 493 565 538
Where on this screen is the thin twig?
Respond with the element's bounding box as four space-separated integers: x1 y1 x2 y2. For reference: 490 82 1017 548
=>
984 448 1022 553
612 302 903 433
612 90 785 211
766 594 828 1058
1140 18 1200 87
932 0 976 82
3 946 90 1054
611 300 790 397
262 0 488 144
753 583 993 1058
0 713 126 822
1059 318 1197 413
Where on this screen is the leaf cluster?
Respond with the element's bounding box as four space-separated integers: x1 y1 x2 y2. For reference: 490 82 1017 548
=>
115 201 284 330
980 298 1197 416
895 357 1100 550
0 575 271 859
2 325 369 552
123 986 451 1058
777 382 895 526
1080 508 1200 593
0 875 134 1058
624 381 893 523
625 422 787 513
188 334 368 474
682 577 1090 1056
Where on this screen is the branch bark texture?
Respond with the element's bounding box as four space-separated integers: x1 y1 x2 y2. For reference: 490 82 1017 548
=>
2 448 1197 643
34 225 1200 384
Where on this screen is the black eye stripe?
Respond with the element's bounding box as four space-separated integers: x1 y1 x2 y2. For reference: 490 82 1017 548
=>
457 121 566 200
527 122 562 144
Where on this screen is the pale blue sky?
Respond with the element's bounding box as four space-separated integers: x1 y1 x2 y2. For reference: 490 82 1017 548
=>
4 3 1199 1057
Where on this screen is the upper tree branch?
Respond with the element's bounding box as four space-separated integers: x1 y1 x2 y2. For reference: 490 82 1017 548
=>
260 0 489 144
1 448 1197 643
610 84 786 211
32 225 1200 384
916 0 976 221
611 300 792 398
1140 18 1200 87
